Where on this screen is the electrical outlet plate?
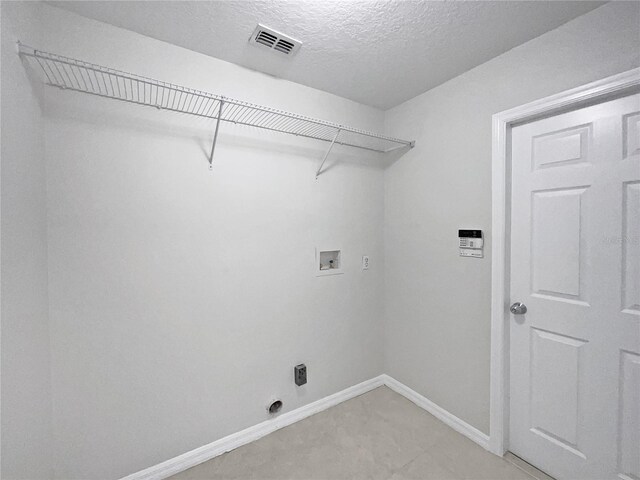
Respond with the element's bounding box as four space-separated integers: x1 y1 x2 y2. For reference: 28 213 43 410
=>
362 255 370 270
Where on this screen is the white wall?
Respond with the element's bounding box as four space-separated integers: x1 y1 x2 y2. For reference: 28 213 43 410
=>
3 2 639 479
0 2 53 479
383 1 640 435
36 5 385 479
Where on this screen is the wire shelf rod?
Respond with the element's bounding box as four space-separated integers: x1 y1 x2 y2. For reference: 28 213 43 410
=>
18 43 415 154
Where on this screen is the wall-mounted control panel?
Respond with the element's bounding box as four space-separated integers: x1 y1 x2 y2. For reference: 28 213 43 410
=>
459 230 483 258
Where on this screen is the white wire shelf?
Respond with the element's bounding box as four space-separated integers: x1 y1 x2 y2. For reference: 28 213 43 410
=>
18 43 415 169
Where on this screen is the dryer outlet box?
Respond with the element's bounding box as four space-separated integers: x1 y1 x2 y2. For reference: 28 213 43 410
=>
294 364 307 386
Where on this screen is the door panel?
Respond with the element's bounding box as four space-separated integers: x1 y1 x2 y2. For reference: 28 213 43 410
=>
529 328 586 455
509 93 640 480
618 350 640 480
532 125 590 170
531 187 586 299
622 181 640 314
624 112 640 157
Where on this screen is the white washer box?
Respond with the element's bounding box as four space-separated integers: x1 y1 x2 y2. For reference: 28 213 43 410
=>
316 248 343 276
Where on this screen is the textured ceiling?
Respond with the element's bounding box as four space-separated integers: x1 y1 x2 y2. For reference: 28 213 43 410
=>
46 1 604 109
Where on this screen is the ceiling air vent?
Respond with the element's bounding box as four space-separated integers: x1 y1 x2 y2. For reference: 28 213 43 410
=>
249 24 301 56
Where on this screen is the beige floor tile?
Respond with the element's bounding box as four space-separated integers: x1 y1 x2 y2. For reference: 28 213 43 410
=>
388 451 459 480
423 432 534 480
169 386 544 480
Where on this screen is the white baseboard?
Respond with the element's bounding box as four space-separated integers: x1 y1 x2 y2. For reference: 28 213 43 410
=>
381 374 490 450
121 373 491 480
120 375 385 480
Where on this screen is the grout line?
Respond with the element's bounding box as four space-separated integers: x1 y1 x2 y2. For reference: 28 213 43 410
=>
386 453 421 479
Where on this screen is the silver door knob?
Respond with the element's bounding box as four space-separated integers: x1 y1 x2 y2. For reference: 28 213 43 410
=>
510 302 527 315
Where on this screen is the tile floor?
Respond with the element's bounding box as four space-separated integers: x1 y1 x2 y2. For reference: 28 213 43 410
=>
170 386 552 480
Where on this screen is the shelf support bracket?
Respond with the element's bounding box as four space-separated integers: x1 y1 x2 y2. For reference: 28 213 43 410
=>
315 129 341 179
208 99 225 170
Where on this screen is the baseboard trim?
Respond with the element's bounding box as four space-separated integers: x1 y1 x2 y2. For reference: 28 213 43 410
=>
121 373 491 479
381 374 490 450
120 375 385 480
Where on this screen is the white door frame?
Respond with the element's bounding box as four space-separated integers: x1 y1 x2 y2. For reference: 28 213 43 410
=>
489 68 640 457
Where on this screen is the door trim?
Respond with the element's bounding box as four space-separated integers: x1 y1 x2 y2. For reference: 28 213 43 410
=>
489 68 640 456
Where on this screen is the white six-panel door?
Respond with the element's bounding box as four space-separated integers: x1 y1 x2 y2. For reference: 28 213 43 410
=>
509 93 640 480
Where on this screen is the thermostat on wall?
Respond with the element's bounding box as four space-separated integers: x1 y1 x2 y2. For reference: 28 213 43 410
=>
459 230 483 258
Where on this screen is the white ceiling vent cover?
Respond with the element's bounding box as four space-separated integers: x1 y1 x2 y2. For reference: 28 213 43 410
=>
249 24 301 55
